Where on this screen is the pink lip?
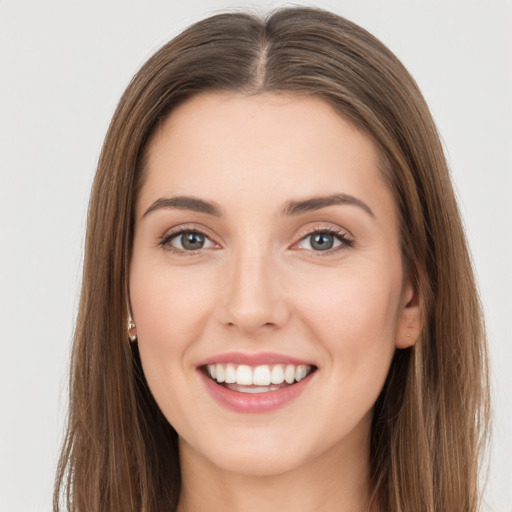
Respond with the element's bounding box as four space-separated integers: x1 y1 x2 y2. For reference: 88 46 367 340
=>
197 351 315 367
198 367 316 414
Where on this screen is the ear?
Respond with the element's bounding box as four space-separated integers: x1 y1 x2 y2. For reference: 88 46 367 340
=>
395 278 423 349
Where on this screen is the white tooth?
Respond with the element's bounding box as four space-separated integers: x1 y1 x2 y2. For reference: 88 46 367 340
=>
236 364 253 385
271 365 285 384
225 363 236 384
208 364 217 379
295 365 308 382
253 365 271 386
284 364 295 384
216 364 225 383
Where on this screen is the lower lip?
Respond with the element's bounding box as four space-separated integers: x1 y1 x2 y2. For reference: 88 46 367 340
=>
199 370 315 413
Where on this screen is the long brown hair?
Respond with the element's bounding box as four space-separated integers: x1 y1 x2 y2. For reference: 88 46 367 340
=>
54 7 489 511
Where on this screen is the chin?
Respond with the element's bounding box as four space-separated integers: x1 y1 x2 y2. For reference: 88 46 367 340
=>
179 421 319 477
208 444 308 477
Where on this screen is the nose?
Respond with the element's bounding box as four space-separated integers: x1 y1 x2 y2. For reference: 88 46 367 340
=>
220 245 290 334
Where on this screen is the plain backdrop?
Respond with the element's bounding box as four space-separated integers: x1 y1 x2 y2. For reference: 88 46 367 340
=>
0 1 510 511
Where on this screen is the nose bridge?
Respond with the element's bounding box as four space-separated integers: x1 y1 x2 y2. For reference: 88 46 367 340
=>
222 238 287 332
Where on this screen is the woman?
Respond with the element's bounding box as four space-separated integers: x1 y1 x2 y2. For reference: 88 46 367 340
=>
54 6 489 512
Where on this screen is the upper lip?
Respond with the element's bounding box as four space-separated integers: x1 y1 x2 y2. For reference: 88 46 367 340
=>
197 351 316 368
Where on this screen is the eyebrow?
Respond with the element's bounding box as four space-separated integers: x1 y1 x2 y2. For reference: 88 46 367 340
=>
143 196 223 217
281 193 374 217
142 193 374 219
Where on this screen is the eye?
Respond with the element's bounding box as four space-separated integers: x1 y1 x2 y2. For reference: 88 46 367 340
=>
161 229 216 253
296 228 353 252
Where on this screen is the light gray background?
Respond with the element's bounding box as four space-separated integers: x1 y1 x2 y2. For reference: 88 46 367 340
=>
0 1 510 511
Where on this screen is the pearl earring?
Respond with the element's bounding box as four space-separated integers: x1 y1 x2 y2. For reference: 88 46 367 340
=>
128 316 137 342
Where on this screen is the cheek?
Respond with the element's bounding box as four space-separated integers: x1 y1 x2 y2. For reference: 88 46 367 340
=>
129 264 218 426
130 264 214 350
297 263 400 335
128 262 215 410
290 266 401 434
292 263 401 386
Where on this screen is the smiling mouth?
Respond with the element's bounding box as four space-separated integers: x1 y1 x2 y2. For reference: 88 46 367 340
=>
202 363 317 393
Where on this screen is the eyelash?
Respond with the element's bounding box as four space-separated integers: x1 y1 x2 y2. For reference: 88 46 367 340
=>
297 227 354 256
159 225 354 257
159 224 213 256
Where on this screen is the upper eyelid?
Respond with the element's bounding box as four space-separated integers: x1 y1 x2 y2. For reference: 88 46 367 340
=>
294 224 352 241
161 223 216 241
297 229 352 244
160 224 350 238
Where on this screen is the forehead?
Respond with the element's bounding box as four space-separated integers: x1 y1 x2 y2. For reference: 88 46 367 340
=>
139 92 394 220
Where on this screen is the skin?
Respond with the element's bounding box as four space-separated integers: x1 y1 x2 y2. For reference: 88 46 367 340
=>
129 92 421 512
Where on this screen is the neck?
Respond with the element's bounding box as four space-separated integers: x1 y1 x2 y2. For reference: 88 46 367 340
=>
176 421 377 512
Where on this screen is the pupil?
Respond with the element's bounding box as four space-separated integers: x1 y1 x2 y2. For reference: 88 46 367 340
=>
182 232 205 250
311 233 333 251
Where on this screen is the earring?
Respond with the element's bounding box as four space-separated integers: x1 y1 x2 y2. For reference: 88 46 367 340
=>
128 316 137 342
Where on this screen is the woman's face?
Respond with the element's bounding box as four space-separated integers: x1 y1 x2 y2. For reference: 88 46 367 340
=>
130 92 420 476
